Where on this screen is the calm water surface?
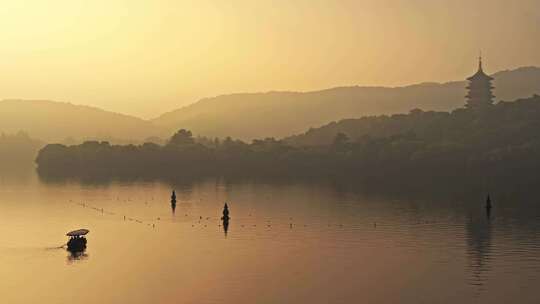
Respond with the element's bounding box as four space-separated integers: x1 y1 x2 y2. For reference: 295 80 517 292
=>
1 171 539 304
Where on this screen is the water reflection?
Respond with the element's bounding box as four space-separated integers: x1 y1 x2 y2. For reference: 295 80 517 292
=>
67 249 89 263
466 213 493 291
222 219 229 237
486 195 492 220
3 170 540 303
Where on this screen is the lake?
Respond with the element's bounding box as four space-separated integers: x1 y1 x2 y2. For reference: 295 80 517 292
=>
1 170 539 304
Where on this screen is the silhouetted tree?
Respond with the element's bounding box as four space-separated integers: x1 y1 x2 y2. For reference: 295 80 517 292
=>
168 129 194 146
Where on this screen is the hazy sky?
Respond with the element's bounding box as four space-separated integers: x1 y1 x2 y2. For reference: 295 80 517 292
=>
0 0 539 118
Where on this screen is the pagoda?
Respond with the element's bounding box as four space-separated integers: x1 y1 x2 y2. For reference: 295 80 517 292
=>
465 56 495 109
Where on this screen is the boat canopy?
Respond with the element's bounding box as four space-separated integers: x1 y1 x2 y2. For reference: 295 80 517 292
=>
66 229 90 237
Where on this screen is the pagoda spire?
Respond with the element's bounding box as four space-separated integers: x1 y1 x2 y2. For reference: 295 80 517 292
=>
478 52 483 71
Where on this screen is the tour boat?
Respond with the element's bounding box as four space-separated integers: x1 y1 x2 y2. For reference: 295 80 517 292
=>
66 229 89 252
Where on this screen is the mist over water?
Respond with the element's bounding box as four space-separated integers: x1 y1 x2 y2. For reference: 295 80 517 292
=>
0 170 539 304
1 1 540 303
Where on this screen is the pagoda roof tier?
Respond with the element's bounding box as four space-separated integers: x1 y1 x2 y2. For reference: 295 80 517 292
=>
466 85 494 90
467 70 494 81
466 92 495 97
467 56 494 81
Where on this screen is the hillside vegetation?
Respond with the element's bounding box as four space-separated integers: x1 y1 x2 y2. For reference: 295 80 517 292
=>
153 67 540 140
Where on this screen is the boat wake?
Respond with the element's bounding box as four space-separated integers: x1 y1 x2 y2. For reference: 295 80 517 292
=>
45 244 67 250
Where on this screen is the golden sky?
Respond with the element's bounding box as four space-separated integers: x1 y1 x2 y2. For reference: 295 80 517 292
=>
0 0 538 118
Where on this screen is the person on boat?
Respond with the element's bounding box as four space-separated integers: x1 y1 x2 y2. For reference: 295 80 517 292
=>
66 229 89 252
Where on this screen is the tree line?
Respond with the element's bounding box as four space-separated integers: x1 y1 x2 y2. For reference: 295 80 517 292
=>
36 95 540 190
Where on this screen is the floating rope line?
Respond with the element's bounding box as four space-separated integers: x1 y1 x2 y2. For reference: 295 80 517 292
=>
71 201 156 229
69 200 373 233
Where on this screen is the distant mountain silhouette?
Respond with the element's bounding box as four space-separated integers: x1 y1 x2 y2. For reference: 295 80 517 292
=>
0 99 166 143
152 66 540 140
4 66 540 143
0 131 43 169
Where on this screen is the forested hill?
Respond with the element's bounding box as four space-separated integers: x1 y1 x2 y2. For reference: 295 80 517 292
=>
0 99 166 143
286 95 540 147
153 66 540 140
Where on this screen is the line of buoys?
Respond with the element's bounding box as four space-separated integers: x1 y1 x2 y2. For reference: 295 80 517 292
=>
70 200 156 230
73 195 407 235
